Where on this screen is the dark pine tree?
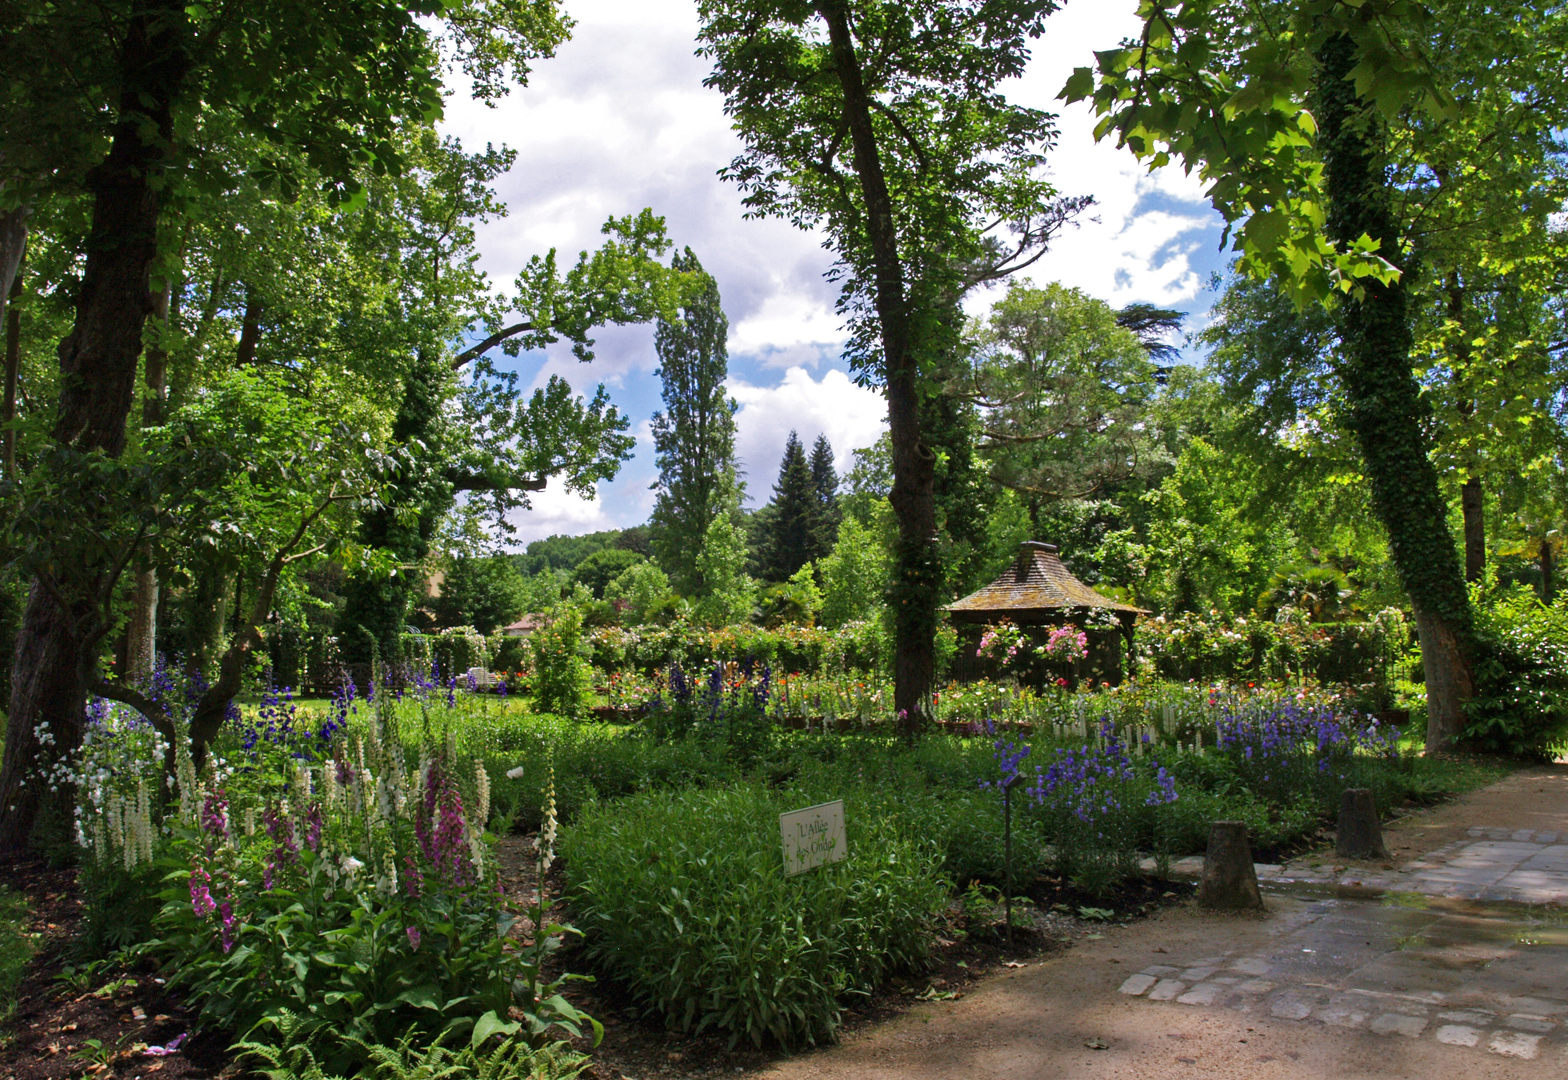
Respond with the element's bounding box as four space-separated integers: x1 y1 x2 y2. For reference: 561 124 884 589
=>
808 433 841 561
762 432 818 581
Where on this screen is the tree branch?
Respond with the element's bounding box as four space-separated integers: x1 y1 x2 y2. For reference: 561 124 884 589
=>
447 470 547 493
452 320 540 369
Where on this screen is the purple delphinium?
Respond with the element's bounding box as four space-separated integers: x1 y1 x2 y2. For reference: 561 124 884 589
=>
980 720 1031 791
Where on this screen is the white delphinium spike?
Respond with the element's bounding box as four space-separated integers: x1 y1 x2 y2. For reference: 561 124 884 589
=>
468 826 486 881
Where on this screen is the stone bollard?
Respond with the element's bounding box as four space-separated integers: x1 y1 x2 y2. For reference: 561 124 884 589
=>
1336 787 1389 860
1198 821 1265 911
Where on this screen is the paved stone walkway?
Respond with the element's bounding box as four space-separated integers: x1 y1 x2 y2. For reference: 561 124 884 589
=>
1157 827 1568 904
1124 826 1568 1062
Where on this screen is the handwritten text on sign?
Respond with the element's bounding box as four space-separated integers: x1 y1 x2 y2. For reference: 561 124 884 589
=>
780 799 846 876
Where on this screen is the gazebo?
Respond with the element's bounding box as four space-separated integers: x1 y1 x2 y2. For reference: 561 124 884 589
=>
945 541 1148 685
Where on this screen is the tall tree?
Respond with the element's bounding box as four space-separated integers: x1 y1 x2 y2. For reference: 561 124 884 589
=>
808 433 841 560
648 249 741 595
0 0 573 851
960 282 1162 526
762 432 819 581
699 0 1083 733
1066 0 1567 748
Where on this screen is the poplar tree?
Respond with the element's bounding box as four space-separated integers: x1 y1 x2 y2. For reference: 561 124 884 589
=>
648 250 741 595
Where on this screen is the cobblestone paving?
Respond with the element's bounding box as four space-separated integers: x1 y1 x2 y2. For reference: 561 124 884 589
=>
1122 831 1568 1062
1157 827 1568 904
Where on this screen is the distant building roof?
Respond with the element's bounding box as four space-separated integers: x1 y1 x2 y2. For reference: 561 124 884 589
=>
500 614 548 636
945 542 1148 624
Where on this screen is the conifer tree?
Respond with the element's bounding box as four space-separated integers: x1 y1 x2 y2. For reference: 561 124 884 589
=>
809 434 841 560
648 250 741 595
762 432 819 581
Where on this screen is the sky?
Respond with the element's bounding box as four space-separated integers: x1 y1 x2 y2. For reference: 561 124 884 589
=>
437 0 1231 547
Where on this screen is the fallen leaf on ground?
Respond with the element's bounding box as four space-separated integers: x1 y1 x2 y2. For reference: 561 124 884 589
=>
1085 1038 1109 1050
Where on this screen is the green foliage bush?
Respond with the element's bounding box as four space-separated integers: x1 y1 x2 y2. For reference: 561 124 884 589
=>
563 784 946 1048
582 620 884 678
1465 586 1568 758
528 606 593 719
0 887 35 1025
1139 608 1409 708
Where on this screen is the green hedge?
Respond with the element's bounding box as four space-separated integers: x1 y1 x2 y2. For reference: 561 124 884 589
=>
582 621 887 677
562 784 945 1048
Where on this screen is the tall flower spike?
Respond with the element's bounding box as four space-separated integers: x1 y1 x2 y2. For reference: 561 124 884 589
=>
474 758 490 828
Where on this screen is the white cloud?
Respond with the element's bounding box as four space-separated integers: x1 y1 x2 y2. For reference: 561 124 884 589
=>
728 367 886 501
507 479 618 543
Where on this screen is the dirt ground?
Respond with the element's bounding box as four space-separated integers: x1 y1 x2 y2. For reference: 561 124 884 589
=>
741 763 1568 1080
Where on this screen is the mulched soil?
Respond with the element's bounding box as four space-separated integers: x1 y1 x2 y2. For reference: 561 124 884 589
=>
0 839 1189 1080
0 858 226 1080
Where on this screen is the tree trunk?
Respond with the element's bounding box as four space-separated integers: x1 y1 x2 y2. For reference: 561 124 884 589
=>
1461 476 1484 583
819 0 939 735
0 4 188 852
235 283 262 366
1542 538 1555 604
0 585 93 851
3 252 20 479
1315 32 1474 753
0 207 25 325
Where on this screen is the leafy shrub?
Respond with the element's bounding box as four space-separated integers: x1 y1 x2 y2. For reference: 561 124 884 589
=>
1465 586 1568 758
563 784 946 1048
0 887 35 1025
1139 608 1409 708
528 606 592 718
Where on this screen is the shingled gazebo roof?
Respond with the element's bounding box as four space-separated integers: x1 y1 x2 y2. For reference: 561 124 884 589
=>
945 542 1148 625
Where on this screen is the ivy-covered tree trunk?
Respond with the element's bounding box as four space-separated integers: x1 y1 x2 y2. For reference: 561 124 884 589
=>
0 3 188 851
1316 32 1474 750
819 0 938 736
